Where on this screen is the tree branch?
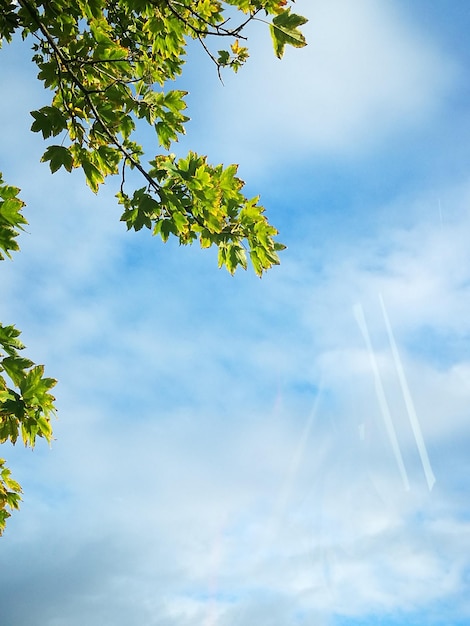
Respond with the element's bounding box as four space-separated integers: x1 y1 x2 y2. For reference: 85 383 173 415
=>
18 0 163 196
162 0 261 40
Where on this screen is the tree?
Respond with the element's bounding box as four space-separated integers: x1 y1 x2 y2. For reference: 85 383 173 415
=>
0 0 307 534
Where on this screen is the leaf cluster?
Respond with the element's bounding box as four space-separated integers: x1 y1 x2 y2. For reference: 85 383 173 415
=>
0 322 56 536
0 1 21 46
120 151 286 273
0 0 307 533
0 173 27 260
0 458 21 535
3 0 306 276
0 178 57 536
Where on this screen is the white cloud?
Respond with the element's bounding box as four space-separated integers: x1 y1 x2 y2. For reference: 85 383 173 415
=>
184 0 458 167
3 177 470 625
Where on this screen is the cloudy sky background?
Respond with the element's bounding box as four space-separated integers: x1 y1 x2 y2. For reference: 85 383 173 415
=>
1 0 470 624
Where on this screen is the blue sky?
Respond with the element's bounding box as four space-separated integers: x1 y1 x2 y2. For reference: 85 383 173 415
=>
1 0 470 624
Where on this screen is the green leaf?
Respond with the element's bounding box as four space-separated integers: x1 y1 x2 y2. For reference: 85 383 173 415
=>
82 159 104 193
164 90 188 114
0 174 27 260
37 60 60 89
0 182 23 201
229 242 247 272
270 9 308 59
0 323 25 356
41 145 74 173
0 198 26 227
172 211 189 234
30 106 67 139
2 356 34 388
217 49 230 66
0 458 22 537
155 120 178 149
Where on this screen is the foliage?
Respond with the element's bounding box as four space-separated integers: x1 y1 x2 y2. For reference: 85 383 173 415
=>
0 459 22 533
0 176 57 535
0 0 306 534
0 173 27 261
0 320 57 535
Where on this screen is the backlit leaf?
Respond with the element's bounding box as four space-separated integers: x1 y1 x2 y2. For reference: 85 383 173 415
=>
270 9 308 59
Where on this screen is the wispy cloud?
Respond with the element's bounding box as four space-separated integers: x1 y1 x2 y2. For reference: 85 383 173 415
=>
3 173 470 624
184 0 458 169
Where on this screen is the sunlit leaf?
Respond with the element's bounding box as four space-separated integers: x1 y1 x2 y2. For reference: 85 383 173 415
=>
270 9 308 59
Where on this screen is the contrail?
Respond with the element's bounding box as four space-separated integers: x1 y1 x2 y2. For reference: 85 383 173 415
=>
353 302 410 491
231 384 324 626
259 380 323 559
379 294 436 491
275 379 323 518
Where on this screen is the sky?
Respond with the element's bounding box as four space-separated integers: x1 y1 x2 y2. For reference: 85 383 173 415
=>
1 0 470 624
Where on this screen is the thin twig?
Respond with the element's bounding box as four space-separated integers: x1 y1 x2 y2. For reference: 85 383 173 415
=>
18 0 162 195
